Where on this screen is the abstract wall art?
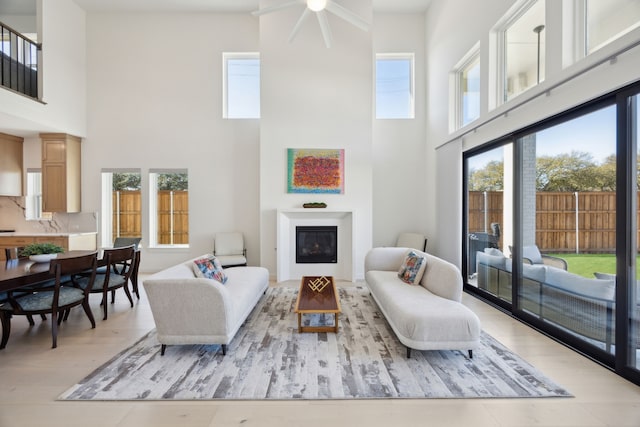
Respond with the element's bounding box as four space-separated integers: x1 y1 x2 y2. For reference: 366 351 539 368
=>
287 148 345 194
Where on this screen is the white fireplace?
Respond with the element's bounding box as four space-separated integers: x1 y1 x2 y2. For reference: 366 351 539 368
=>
277 209 354 282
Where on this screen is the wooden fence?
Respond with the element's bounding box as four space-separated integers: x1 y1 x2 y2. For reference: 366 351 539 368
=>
469 191 637 253
112 190 188 244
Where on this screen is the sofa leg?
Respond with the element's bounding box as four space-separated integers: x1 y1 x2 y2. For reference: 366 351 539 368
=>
468 349 473 359
161 344 166 356
406 347 411 358
221 344 227 355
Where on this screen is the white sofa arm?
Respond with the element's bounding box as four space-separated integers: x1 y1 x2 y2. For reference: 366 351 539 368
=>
422 253 463 303
364 247 409 273
143 278 233 341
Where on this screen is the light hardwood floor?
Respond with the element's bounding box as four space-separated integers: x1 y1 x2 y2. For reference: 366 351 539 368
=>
0 276 639 427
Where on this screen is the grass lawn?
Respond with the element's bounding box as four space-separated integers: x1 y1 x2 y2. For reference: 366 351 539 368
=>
548 253 640 278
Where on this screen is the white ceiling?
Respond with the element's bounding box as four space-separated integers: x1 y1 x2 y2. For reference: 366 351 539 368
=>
0 0 432 15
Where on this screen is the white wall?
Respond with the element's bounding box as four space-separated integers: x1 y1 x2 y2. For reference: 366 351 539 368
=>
258 0 373 281
426 0 640 267
0 0 86 136
372 13 428 249
83 13 260 272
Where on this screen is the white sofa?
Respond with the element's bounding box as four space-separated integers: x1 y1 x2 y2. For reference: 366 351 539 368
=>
364 247 481 358
143 255 269 355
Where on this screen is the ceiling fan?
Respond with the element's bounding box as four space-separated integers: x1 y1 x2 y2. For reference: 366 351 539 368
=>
252 0 370 48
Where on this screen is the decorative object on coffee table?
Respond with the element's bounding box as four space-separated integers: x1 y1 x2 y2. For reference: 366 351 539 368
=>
295 276 341 333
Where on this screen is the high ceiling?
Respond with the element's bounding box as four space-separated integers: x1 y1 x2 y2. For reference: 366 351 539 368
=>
0 0 432 15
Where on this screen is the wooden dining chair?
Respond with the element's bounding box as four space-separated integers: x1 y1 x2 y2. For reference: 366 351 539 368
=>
4 247 26 260
0 252 98 349
71 246 136 320
3 246 50 325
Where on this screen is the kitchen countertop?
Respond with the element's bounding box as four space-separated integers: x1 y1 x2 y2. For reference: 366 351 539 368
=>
0 232 97 237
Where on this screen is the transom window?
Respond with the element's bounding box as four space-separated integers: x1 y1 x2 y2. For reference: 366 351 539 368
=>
223 52 260 119
494 0 545 104
451 43 480 130
585 0 640 54
375 53 415 119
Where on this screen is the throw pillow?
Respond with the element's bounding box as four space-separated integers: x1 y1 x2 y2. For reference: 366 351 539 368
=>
192 255 228 284
397 250 427 285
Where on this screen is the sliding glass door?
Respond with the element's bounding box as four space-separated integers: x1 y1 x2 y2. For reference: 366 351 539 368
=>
514 105 617 356
466 143 512 303
464 84 640 385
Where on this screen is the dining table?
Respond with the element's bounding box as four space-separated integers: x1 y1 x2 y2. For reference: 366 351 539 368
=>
0 250 102 293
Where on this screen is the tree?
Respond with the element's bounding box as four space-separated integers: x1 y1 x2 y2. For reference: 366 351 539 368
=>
467 151 629 192
157 173 188 191
535 151 600 191
468 160 504 191
112 173 141 191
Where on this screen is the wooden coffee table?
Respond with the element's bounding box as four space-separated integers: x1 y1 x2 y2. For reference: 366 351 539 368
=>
294 276 341 333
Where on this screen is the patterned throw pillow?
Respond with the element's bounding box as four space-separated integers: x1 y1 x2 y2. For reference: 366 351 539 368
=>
192 255 228 284
397 250 427 285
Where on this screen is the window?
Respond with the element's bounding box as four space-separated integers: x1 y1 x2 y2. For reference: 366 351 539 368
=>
375 53 415 119
149 169 188 248
495 0 545 103
101 169 142 248
586 0 640 54
451 44 481 130
223 52 260 119
25 169 49 220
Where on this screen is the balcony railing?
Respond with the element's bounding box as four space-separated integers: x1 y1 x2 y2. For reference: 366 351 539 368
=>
1 22 40 99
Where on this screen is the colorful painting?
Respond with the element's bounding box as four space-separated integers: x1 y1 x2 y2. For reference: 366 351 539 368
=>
287 148 345 194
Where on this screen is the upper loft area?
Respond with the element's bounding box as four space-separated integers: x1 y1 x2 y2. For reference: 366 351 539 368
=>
0 0 39 100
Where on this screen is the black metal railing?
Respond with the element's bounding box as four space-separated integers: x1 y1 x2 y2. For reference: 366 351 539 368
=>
0 22 40 99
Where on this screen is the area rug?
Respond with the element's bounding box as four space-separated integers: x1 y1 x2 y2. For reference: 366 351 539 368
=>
59 286 572 400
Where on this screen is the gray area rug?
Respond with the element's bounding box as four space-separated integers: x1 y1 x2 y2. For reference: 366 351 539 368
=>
59 286 572 400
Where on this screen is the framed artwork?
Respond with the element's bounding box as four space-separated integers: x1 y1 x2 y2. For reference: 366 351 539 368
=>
287 148 345 194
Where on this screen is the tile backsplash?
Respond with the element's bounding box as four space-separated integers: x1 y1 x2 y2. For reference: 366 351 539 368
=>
0 196 98 233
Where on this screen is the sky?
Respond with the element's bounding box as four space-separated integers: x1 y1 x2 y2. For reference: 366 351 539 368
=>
469 103 620 170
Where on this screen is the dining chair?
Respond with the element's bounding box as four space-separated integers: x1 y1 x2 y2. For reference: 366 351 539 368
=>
3 246 51 324
0 252 98 349
98 237 142 298
113 237 141 250
72 245 136 320
4 247 26 260
113 238 141 299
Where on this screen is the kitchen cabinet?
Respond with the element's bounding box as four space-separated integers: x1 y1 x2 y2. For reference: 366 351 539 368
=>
0 133 24 196
0 233 97 261
40 133 82 212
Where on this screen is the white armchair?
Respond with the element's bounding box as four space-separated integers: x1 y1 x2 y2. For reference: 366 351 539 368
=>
395 232 427 251
213 232 247 267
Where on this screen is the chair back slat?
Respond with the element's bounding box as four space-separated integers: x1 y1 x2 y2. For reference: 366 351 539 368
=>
4 247 26 260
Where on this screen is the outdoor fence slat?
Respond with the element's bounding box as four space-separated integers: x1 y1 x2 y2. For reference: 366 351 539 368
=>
470 191 634 253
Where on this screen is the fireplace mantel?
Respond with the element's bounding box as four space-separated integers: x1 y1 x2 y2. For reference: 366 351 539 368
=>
277 209 354 282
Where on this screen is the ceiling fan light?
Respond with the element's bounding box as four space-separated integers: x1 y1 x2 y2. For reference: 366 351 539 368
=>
307 0 327 12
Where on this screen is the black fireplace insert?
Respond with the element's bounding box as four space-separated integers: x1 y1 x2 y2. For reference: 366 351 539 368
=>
296 226 337 264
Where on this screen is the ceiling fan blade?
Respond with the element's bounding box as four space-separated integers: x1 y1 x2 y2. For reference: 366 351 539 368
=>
288 8 312 43
316 10 333 48
325 0 369 32
251 0 304 16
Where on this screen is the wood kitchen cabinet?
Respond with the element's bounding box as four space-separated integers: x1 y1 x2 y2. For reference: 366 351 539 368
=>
0 234 97 261
0 132 24 196
40 133 82 212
